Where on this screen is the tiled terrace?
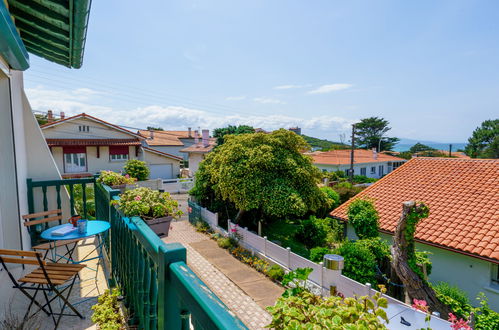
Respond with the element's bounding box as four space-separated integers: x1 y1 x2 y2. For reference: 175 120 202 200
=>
0 238 108 330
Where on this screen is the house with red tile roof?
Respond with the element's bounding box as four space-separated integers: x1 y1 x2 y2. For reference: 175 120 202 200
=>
137 128 200 161
330 157 499 310
306 149 407 178
180 130 216 175
41 113 182 179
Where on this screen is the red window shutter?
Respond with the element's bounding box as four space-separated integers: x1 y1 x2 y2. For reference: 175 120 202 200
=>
109 146 129 155
63 146 86 153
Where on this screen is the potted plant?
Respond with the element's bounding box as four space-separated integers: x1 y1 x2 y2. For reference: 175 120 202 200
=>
112 187 182 237
97 170 136 192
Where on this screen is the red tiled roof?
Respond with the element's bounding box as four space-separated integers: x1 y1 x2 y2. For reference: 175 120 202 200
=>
307 149 406 165
46 139 142 146
142 146 183 161
138 130 196 146
330 158 499 262
180 138 216 153
41 113 144 139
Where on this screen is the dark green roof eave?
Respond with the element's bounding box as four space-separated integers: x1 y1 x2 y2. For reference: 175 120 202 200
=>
0 1 29 70
6 0 92 69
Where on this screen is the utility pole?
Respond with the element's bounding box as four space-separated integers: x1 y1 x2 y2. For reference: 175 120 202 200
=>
349 124 355 182
449 144 452 157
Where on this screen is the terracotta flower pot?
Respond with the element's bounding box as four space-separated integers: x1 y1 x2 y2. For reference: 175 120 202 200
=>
145 216 173 237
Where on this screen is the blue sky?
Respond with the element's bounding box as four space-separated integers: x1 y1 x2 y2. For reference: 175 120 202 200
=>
24 0 499 143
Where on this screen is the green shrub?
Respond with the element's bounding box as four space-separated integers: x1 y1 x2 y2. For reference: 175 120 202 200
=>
295 216 329 248
353 175 377 184
434 282 470 314
347 199 379 239
267 289 388 329
415 250 432 276
195 220 211 233
334 241 377 285
355 238 390 263
317 186 341 217
91 288 124 330
266 264 285 282
112 187 182 219
123 159 150 181
217 237 233 249
309 247 331 263
475 292 499 330
332 184 363 204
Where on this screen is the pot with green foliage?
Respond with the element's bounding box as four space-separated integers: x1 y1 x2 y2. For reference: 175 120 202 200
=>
112 187 182 237
97 170 136 192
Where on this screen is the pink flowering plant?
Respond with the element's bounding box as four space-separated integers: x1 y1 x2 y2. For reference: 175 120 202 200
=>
448 313 471 330
112 187 183 220
97 170 136 186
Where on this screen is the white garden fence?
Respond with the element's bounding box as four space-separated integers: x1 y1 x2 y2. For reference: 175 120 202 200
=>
191 202 451 329
162 178 194 194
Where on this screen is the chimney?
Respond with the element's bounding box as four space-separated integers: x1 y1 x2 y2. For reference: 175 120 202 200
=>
202 129 209 147
188 127 192 138
47 110 54 123
194 130 199 145
372 148 378 160
60 111 65 120
149 129 154 139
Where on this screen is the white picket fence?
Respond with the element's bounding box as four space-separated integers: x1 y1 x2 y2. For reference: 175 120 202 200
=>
162 178 194 193
194 204 451 329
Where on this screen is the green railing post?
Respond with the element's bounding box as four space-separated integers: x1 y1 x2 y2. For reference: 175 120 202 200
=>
27 178 34 214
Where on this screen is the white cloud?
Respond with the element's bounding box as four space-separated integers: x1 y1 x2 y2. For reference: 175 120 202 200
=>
253 97 286 104
25 86 354 136
273 84 306 90
225 96 246 101
307 83 353 94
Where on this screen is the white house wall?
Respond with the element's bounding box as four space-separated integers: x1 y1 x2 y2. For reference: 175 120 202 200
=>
315 161 391 179
187 153 204 173
43 117 135 139
142 150 181 179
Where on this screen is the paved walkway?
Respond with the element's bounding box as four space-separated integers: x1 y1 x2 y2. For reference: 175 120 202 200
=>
163 220 283 329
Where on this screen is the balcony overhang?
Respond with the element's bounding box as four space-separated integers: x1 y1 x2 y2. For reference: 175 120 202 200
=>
0 1 29 70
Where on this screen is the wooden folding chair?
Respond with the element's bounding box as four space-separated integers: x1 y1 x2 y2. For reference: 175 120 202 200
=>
0 249 86 329
23 210 82 262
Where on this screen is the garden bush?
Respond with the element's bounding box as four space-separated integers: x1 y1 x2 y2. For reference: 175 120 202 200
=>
475 293 499 330
332 183 364 204
355 238 390 263
217 237 233 249
195 220 211 233
295 216 330 248
353 175 377 184
123 159 150 181
266 264 285 282
91 288 124 330
309 246 331 263
316 186 341 217
434 282 471 318
267 288 388 329
334 240 377 285
97 170 136 186
347 199 379 239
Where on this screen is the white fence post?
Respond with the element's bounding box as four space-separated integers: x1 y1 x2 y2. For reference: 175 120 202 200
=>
320 262 324 296
215 212 218 227
263 236 267 256
287 247 291 269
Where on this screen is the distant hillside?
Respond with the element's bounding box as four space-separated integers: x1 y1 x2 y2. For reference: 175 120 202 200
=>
302 134 348 151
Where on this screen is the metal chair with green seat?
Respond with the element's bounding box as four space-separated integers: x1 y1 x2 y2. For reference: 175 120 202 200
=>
22 210 83 262
0 249 86 329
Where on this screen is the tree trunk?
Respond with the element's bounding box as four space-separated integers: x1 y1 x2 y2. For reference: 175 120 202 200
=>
391 201 452 316
234 209 245 224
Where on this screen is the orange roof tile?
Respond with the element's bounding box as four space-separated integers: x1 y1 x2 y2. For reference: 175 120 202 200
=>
180 138 216 153
307 149 406 165
138 130 193 146
330 158 499 262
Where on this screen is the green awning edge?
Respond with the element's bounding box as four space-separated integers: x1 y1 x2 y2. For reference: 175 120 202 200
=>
70 0 91 69
0 1 29 70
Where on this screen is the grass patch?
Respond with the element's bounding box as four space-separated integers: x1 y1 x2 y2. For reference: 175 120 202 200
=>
263 219 310 258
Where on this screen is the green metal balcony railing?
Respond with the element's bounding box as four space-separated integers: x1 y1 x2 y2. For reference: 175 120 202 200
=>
27 177 246 329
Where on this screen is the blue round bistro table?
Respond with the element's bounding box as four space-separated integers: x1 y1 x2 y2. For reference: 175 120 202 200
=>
41 220 110 241
41 220 110 269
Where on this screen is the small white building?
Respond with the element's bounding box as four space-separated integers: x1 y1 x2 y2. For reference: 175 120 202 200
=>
307 149 406 178
331 158 499 311
180 129 216 175
41 113 182 179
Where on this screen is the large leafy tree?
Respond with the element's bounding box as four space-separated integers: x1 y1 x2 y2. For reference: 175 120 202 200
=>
355 117 400 151
464 119 499 158
409 143 435 154
212 125 255 146
191 129 328 223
